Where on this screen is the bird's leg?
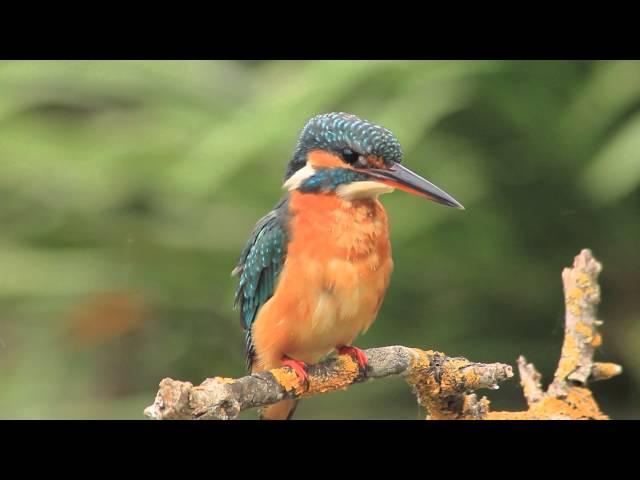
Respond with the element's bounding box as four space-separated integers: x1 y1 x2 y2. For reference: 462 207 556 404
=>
337 345 369 370
281 356 309 390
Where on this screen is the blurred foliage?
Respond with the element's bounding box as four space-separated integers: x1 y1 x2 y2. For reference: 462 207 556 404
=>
0 60 638 419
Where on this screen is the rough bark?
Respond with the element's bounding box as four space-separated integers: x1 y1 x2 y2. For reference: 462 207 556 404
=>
144 249 622 420
144 347 513 420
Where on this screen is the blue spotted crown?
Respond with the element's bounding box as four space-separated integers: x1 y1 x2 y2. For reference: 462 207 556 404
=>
286 112 403 179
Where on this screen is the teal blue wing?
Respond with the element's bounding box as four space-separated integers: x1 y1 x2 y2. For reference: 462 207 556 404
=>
233 196 289 371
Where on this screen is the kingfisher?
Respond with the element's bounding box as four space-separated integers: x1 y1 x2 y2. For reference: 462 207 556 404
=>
232 112 463 420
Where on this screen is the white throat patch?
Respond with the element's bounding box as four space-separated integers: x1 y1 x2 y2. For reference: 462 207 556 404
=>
336 181 395 200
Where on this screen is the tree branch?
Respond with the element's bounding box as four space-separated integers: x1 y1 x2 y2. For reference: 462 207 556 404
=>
517 356 544 406
144 347 513 420
487 249 623 420
549 248 605 395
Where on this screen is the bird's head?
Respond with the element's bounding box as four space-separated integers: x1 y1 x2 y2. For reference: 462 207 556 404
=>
283 112 464 208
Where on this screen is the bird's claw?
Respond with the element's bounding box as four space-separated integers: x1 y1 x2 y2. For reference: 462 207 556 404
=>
281 357 310 390
338 345 369 371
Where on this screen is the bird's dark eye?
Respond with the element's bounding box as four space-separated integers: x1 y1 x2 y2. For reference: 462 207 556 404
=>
341 148 361 165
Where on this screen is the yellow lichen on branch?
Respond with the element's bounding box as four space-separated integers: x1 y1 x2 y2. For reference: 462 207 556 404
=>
271 355 361 397
144 346 513 420
592 362 623 381
403 249 621 420
406 350 508 419
487 387 607 420
483 249 622 420
553 249 604 387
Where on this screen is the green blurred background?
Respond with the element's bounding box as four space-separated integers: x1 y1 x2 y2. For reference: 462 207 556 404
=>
0 60 638 419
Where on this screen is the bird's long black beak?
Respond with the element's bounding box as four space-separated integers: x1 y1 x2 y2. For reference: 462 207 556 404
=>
364 162 464 209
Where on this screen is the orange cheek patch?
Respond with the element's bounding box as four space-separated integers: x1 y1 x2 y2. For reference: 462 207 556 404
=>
307 149 349 169
366 155 385 169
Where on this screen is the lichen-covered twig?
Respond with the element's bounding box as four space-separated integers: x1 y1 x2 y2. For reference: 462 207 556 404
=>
486 249 622 420
550 248 606 394
517 356 544 406
144 346 513 420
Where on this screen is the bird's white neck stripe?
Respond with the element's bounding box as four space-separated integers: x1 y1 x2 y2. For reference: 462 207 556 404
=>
283 164 317 191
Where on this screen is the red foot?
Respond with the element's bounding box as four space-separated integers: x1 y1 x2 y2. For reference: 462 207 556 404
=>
281 356 309 388
338 345 368 370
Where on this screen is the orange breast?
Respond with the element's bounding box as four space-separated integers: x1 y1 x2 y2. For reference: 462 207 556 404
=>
251 192 393 369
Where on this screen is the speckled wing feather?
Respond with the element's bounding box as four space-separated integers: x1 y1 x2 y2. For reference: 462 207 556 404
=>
233 195 289 371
